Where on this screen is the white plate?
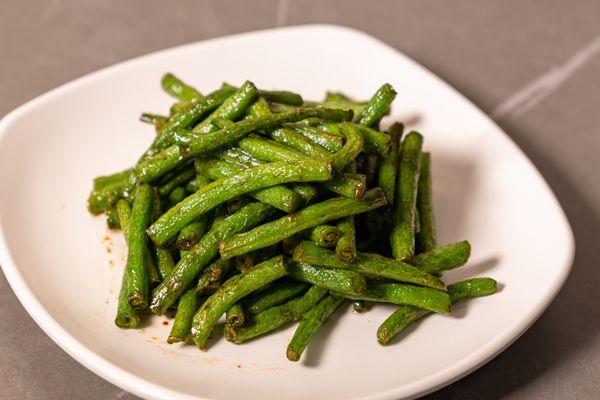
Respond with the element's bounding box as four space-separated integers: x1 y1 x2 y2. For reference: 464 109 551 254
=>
0 25 574 400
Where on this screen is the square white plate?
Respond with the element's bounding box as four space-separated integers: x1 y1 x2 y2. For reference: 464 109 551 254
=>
0 25 574 400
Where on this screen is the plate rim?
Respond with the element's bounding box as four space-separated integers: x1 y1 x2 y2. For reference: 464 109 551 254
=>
0 23 575 400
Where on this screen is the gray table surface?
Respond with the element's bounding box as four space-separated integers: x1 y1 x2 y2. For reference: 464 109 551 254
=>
1 1 599 399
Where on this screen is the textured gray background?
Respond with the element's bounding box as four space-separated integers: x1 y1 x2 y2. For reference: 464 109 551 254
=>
1 1 599 399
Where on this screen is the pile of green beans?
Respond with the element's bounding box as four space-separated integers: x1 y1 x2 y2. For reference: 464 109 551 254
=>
88 74 498 361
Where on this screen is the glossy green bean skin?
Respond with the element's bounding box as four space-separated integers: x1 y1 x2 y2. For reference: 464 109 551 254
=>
324 173 367 199
158 166 196 196
391 131 424 262
266 127 331 158
415 240 472 274
219 188 387 260
154 246 176 280
192 81 258 134
196 258 233 295
150 202 276 314
258 89 303 105
114 200 139 328
244 279 308 315
191 255 288 349
308 225 342 248
181 108 353 158
136 145 188 183
105 205 120 229
352 300 367 313
377 278 497 344
378 123 404 203
175 218 210 250
147 87 236 157
293 126 344 153
87 179 128 215
226 303 245 327
140 113 168 127
93 169 132 191
167 186 186 208
339 283 450 314
148 160 332 247
293 241 445 290
125 184 154 309
286 294 344 361
357 83 397 127
161 73 205 102
289 261 366 295
353 124 392 157
224 286 327 343
195 158 302 213
167 288 199 344
335 217 357 263
238 135 308 162
330 122 363 171
415 152 437 253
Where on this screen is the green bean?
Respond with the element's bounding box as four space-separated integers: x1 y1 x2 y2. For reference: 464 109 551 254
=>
364 153 380 187
195 158 302 213
415 241 471 274
145 86 236 157
192 81 258 134
247 97 272 118
339 283 450 314
161 73 205 103
293 241 445 290
244 279 308 315
148 160 332 246
136 145 188 183
154 245 176 280
180 108 353 158
175 218 210 250
293 126 344 152
224 286 327 343
335 217 357 263
266 127 331 158
308 225 342 248
234 253 256 272
167 288 199 344
196 258 233 295
353 124 392 157
286 294 344 361
377 278 497 345
352 300 367 313
357 83 397 127
158 165 196 196
105 205 120 229
258 89 303 106
391 131 423 262
322 173 366 199
329 122 363 171
93 168 131 191
114 200 139 328
304 100 365 117
237 135 308 162
415 152 437 253
289 261 366 295
167 186 186 208
378 123 404 203
87 179 128 215
150 202 275 314
191 255 288 349
226 303 245 327
170 101 187 117
219 188 387 260
140 113 168 126
125 184 154 309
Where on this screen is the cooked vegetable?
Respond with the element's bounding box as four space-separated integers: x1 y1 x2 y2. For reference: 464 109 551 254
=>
88 77 497 360
191 255 288 349
377 278 497 345
391 131 423 262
